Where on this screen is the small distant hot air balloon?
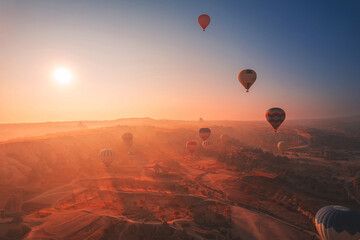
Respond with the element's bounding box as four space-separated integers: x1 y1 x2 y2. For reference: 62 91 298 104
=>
122 132 133 148
266 108 286 132
315 205 360 240
238 69 257 92
186 140 199 154
202 140 213 150
277 141 289 154
220 134 231 144
199 128 211 141
198 14 210 31
100 149 115 167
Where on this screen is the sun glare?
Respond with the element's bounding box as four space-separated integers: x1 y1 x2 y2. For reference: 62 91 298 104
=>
53 67 73 85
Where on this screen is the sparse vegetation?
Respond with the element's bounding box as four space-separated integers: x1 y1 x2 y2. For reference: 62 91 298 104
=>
0 119 359 239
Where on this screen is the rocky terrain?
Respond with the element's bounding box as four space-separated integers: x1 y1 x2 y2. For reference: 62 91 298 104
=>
0 118 359 239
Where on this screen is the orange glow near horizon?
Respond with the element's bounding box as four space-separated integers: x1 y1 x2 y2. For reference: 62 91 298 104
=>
0 58 345 123
0 1 358 123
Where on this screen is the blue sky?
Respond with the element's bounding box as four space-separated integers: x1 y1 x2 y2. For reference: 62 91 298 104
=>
0 0 359 122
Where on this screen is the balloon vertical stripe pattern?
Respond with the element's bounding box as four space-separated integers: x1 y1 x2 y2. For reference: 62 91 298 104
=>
100 149 114 157
315 205 360 240
100 149 115 167
266 108 286 132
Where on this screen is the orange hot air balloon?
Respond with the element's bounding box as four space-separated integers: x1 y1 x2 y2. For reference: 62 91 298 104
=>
199 128 211 141
198 14 210 31
220 134 231 144
202 140 213 150
277 141 289 154
186 140 199 154
238 69 257 92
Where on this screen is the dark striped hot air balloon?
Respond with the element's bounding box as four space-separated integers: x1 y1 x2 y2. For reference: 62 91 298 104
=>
100 149 115 167
199 128 211 141
186 140 199 155
238 69 257 92
265 108 286 132
122 132 133 148
315 205 360 240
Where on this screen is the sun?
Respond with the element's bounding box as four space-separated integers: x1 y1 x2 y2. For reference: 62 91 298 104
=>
53 67 73 85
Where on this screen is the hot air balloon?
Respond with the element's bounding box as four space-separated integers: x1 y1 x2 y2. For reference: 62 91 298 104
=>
266 108 286 132
199 128 211 141
238 69 257 92
277 141 289 154
186 140 198 154
315 205 360 240
122 132 133 148
202 140 213 150
220 134 231 144
100 149 115 167
198 14 210 31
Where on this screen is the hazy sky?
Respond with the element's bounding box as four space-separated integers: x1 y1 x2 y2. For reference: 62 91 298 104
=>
0 0 359 123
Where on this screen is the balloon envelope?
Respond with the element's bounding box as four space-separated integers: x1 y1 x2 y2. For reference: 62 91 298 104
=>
198 14 210 31
199 128 211 141
266 108 286 132
201 140 213 150
277 141 289 153
100 149 115 167
238 69 257 92
315 205 360 240
220 134 231 144
122 132 133 147
186 140 199 154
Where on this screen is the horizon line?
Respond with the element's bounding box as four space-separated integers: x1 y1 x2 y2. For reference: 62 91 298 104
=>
0 114 359 125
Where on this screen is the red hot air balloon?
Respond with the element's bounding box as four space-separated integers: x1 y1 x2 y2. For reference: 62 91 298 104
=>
198 14 210 31
266 108 286 132
199 128 211 141
238 69 257 92
186 140 199 154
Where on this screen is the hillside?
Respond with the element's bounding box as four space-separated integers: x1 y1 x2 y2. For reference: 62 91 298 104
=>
0 119 359 239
